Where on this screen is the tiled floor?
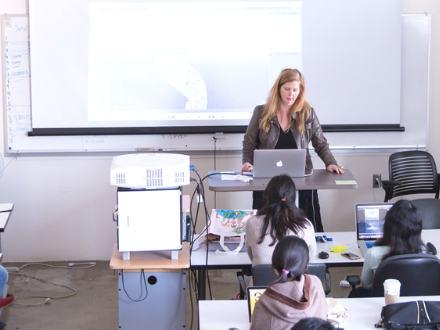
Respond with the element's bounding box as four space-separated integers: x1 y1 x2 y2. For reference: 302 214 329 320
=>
0 261 361 330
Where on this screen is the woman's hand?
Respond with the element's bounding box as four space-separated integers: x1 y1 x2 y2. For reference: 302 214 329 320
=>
327 164 344 174
241 162 254 172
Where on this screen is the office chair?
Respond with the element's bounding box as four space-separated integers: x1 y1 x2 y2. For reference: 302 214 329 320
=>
347 253 440 297
237 263 331 299
411 198 440 229
381 151 439 202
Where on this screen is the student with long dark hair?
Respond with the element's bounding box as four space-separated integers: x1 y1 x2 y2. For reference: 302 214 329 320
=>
250 236 327 330
361 199 426 289
245 175 317 266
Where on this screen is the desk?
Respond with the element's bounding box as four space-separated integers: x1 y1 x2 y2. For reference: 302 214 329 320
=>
199 295 440 330
0 203 14 255
207 169 358 192
191 231 363 300
191 230 440 300
110 243 190 330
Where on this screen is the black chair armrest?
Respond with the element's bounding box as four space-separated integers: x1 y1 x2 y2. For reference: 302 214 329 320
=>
346 275 361 298
323 269 331 296
237 271 247 300
346 275 360 285
427 242 437 255
436 173 440 198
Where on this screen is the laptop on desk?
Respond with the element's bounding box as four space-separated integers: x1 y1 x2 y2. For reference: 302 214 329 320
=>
247 286 267 322
355 202 394 257
252 149 307 178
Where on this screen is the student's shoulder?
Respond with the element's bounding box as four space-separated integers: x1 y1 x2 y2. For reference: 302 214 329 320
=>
305 273 322 284
368 245 390 258
303 218 315 230
246 215 265 235
246 214 263 226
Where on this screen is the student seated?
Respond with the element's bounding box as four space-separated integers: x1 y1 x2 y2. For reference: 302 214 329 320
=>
250 236 327 330
245 174 317 266
358 199 426 296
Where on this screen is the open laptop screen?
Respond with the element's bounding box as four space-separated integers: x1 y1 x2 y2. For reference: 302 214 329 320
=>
253 149 306 178
247 286 267 322
355 203 394 240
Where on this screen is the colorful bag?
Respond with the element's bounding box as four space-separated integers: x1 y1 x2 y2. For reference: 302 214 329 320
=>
209 209 257 254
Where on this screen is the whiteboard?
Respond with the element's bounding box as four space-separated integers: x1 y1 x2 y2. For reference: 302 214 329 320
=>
1 14 430 155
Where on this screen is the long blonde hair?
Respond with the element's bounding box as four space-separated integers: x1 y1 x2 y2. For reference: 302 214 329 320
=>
260 69 311 135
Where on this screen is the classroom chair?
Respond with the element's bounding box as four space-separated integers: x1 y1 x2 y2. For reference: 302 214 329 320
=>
381 151 439 202
347 253 440 297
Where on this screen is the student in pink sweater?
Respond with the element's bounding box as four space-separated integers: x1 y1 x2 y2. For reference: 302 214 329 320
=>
250 236 327 330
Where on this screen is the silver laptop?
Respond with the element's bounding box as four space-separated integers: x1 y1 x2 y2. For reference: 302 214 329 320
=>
355 202 394 257
252 149 307 178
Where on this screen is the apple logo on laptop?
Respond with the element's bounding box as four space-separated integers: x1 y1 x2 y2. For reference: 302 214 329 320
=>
276 160 283 167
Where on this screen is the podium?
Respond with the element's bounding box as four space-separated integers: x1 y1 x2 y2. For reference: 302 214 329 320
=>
207 169 358 192
110 243 190 329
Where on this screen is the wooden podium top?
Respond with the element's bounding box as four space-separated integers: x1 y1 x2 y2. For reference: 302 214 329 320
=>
208 169 358 192
110 242 190 270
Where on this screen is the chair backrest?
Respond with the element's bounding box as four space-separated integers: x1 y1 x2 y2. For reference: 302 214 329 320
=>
252 263 330 295
251 264 277 286
371 253 440 297
411 198 440 229
387 151 439 201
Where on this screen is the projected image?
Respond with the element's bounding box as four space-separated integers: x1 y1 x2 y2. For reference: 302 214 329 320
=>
28 0 402 132
87 2 302 124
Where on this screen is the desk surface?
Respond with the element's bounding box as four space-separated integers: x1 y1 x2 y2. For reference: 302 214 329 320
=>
199 295 440 330
0 203 14 232
110 242 190 270
208 169 358 192
191 229 440 268
191 231 364 268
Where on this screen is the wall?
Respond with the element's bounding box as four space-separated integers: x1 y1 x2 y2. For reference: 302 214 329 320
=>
0 0 439 262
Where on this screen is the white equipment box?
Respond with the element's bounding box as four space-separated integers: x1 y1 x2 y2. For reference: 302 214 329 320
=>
117 187 182 260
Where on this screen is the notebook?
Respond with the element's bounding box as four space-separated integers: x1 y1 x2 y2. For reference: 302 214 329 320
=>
252 149 307 178
355 202 394 257
247 286 267 322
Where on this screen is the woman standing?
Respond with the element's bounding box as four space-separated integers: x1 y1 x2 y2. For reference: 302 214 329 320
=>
242 68 343 231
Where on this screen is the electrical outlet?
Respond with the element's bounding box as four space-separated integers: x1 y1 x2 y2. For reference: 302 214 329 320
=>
373 174 381 188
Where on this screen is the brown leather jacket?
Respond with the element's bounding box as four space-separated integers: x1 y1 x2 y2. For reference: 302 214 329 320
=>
242 105 338 174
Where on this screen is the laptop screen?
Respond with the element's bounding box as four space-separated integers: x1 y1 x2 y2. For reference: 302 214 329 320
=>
355 203 394 240
253 149 306 178
247 286 267 322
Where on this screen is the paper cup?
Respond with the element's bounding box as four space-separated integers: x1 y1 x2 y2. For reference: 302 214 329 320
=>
383 279 401 305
